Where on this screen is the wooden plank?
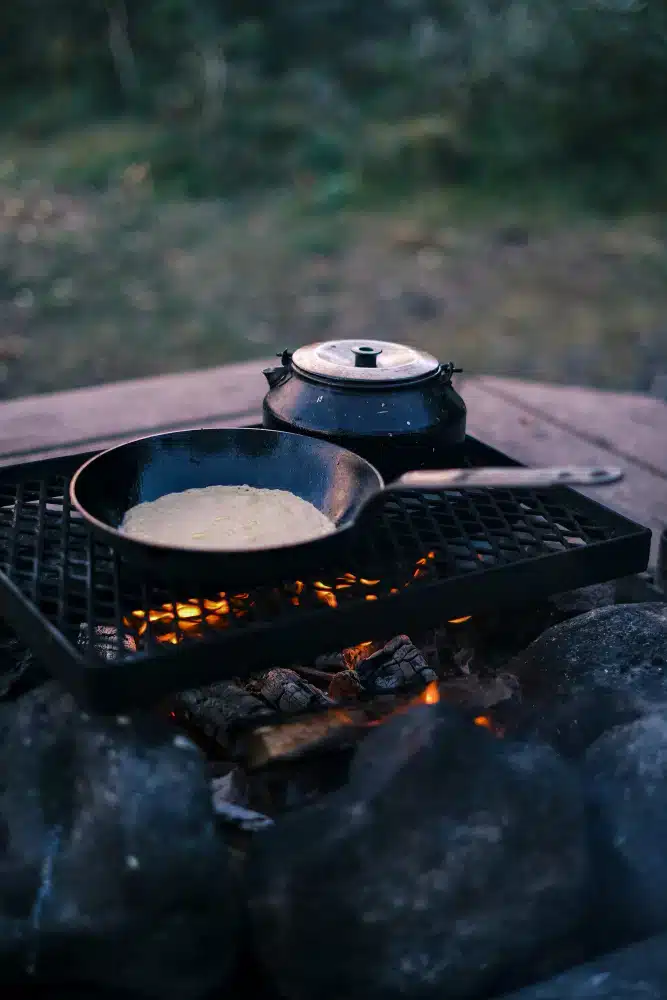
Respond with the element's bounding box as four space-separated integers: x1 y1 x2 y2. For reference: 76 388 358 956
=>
0 358 271 464
463 379 667 563
0 410 264 470
478 375 667 479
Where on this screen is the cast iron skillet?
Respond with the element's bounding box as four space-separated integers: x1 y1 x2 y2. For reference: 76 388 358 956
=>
69 427 621 589
69 427 382 588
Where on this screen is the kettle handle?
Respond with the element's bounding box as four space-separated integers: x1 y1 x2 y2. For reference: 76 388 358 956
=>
439 362 463 383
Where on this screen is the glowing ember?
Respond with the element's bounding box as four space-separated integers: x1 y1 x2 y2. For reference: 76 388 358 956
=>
473 715 504 736
411 551 436 580
359 679 498 734
333 708 356 725
342 639 379 670
124 552 441 646
315 588 338 609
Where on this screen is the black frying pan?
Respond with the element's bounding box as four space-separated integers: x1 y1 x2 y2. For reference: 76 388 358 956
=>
69 427 622 588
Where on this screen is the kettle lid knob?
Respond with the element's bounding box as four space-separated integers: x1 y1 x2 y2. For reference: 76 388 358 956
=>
352 345 383 368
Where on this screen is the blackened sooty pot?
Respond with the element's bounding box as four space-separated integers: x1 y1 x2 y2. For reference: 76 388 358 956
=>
261 339 467 478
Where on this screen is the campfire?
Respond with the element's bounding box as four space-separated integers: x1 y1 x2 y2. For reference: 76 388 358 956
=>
110 552 526 794
150 599 514 823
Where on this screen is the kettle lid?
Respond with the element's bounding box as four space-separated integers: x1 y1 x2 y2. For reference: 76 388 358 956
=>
291 339 440 384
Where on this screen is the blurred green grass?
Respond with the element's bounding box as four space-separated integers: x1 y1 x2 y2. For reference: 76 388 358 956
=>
2 0 667 398
1 122 666 399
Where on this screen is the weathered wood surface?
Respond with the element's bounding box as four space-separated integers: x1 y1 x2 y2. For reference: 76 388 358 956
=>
476 375 667 478
0 359 267 463
462 379 667 558
0 361 664 561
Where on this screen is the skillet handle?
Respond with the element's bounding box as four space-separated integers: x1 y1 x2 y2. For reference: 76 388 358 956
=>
390 465 624 491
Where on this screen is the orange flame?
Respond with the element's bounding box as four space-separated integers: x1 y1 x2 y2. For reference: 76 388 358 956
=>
124 553 442 647
358 678 496 731
333 708 356 725
422 680 440 705
413 551 436 579
342 639 379 670
474 715 492 730
405 687 495 730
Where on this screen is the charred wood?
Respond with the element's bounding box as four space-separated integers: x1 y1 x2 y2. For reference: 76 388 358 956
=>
241 710 367 770
327 670 363 702
174 680 273 750
258 668 332 713
356 635 437 693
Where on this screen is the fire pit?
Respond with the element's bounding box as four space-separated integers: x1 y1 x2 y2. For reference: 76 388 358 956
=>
2 583 667 999
0 430 666 999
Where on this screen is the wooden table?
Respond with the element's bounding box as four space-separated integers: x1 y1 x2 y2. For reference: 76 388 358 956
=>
0 360 665 562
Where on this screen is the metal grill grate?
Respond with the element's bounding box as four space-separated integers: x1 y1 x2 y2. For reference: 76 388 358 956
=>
0 437 651 712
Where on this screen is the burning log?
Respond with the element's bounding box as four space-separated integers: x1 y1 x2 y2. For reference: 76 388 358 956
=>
242 680 455 771
174 680 273 750
175 653 509 772
158 610 521 772
172 669 334 761
327 670 363 702
342 640 383 670
356 635 437 693
258 668 332 713
315 640 382 672
242 710 367 770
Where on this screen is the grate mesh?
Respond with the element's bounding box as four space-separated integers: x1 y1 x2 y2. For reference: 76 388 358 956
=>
0 471 635 643
0 439 650 710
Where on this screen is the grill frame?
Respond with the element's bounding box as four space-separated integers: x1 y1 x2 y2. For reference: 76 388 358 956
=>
0 434 651 712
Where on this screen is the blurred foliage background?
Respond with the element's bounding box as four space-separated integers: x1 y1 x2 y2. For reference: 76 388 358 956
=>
0 0 666 397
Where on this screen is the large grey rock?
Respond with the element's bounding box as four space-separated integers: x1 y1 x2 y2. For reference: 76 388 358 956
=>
584 714 667 941
498 932 667 999
507 603 667 757
0 682 237 997
248 702 588 1000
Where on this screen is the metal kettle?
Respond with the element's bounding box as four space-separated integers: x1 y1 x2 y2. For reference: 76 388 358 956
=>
262 339 467 476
